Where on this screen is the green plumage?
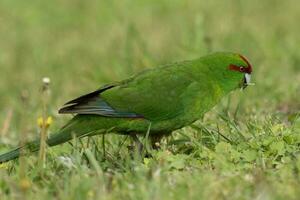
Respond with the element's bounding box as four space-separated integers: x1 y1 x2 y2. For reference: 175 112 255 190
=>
0 52 252 163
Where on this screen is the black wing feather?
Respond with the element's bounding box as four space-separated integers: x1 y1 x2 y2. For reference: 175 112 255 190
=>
63 84 115 106
58 84 143 118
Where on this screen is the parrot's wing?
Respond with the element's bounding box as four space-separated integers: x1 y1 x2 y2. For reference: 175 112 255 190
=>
59 83 144 118
62 84 115 106
101 67 196 121
59 61 198 121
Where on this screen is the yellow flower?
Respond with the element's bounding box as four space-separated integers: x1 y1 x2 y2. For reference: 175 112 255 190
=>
46 116 53 127
0 163 9 169
37 116 53 128
37 117 43 127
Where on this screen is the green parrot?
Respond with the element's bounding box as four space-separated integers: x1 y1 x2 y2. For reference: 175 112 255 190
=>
0 52 252 163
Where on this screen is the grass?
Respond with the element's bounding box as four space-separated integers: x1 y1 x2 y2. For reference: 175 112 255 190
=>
0 0 300 199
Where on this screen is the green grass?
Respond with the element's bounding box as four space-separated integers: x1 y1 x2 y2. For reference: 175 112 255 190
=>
0 0 300 199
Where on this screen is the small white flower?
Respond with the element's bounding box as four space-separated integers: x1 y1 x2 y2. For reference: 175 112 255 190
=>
42 77 50 84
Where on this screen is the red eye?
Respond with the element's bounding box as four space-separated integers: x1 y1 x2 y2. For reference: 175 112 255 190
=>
229 64 245 73
229 64 248 73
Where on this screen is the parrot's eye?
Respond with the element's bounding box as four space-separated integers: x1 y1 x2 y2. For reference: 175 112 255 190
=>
229 64 247 73
228 55 252 74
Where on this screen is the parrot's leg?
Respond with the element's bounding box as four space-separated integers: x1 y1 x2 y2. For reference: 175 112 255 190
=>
128 134 154 159
128 132 172 157
130 133 144 154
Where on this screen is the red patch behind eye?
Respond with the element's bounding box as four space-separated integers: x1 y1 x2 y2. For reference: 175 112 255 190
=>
229 64 242 72
228 55 252 74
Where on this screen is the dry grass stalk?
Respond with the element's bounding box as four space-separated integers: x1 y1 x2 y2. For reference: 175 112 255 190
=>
38 77 51 168
1 109 13 137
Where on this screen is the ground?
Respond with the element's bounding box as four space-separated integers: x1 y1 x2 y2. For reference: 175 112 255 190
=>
0 0 300 199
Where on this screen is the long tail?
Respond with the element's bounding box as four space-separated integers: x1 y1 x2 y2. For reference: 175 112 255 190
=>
0 115 107 163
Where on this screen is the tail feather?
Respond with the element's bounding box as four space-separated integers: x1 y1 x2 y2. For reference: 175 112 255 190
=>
0 147 22 163
0 131 85 164
0 140 41 164
0 115 106 163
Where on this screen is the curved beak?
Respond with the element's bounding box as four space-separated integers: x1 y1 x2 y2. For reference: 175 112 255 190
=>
242 73 251 89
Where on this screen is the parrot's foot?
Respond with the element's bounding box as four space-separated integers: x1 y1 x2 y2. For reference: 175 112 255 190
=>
130 134 144 154
128 134 152 158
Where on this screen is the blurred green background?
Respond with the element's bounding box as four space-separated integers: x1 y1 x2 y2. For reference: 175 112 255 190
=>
0 0 300 199
0 0 299 115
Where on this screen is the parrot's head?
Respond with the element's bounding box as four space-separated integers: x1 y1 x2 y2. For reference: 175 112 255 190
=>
202 52 253 90
227 53 252 89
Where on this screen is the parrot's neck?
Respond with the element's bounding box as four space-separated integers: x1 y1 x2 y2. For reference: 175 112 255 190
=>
207 66 241 94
